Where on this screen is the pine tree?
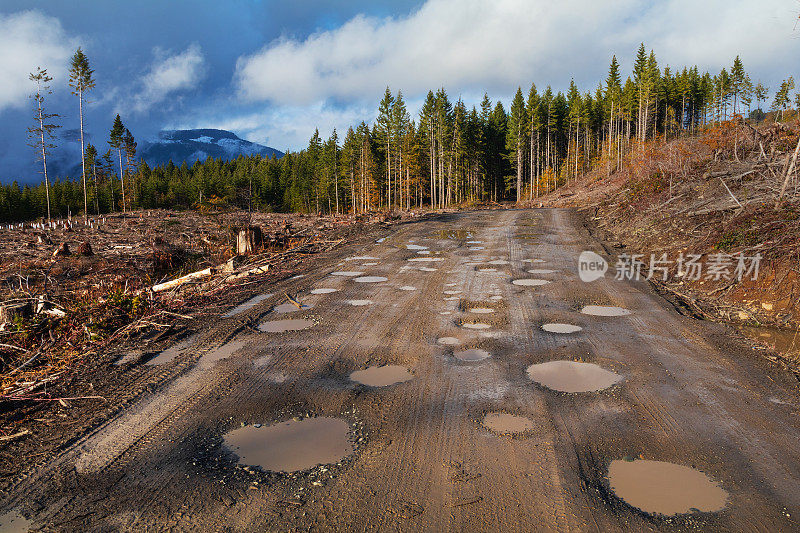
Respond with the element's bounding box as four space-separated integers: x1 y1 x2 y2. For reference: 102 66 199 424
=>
28 67 60 224
730 56 746 116
506 88 526 202
123 128 137 205
109 114 126 212
68 47 95 221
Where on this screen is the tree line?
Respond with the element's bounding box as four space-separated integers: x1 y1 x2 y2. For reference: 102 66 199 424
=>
2 44 798 222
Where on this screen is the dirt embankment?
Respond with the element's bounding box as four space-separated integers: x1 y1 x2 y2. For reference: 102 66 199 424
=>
538 119 800 360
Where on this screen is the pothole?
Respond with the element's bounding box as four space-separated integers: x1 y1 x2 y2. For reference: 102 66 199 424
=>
454 348 490 361
222 293 274 317
223 417 352 473
512 279 550 286
581 305 631 316
147 334 198 365
437 337 461 345
354 276 388 283
200 339 248 368
272 302 313 313
258 318 314 333
468 307 495 314
526 361 622 392
331 271 365 277
0 509 32 532
462 322 491 330
345 299 373 306
310 288 338 295
527 269 557 275
349 365 414 386
541 323 582 333
607 459 728 515
482 412 535 434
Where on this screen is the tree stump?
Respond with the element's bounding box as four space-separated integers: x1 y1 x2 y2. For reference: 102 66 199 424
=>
78 241 94 256
236 226 263 255
53 242 71 257
0 302 32 325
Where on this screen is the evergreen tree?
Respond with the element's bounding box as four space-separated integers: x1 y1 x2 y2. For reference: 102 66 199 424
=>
27 67 60 224
68 47 95 221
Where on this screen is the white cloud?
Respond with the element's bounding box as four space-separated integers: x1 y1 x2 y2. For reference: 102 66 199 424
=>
0 10 79 113
233 0 800 106
127 43 206 113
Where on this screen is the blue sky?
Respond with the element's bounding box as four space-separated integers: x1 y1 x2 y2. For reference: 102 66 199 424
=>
1 0 798 184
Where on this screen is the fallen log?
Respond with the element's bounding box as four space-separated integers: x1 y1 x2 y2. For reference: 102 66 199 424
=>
151 267 214 293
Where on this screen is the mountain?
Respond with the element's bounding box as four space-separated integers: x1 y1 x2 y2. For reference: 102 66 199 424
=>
139 129 283 167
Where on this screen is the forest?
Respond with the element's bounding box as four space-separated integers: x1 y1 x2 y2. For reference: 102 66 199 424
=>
1 44 797 223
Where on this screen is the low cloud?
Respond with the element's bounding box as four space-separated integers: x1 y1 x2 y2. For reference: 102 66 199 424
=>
0 10 79 113
126 43 206 114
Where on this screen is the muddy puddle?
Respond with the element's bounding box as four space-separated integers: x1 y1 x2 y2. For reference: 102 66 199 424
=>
224 417 352 472
400 286 417 291
350 365 414 386
354 276 388 283
444 290 462 295
487 259 510 265
272 302 313 313
454 348 490 361
438 337 461 345
0 509 32 532
346 255 379 261
408 257 443 262
258 319 314 333
469 246 485 250
468 307 495 314
512 279 550 286
200 339 248 368
147 334 198 365
466 240 482 244
490 295 503 300
417 250 431 254
482 412 535 434
310 288 338 295
522 259 545 264
438 229 474 239
526 360 622 392
345 299 373 306
478 267 498 272
541 323 582 334
406 244 428 250
737 325 799 357
222 293 274 318
607 459 728 515
581 305 631 317
331 271 365 277
527 269 557 275
419 267 438 272
462 322 491 330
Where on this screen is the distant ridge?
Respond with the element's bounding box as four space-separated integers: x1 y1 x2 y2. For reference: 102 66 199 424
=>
140 128 284 167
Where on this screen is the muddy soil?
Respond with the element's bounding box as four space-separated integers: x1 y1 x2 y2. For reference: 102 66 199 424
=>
1 208 799 531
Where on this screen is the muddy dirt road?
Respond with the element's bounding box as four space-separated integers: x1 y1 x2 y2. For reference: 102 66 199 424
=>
2 208 799 531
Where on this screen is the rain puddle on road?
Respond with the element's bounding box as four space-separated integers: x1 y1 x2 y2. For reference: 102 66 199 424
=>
273 302 313 313
454 348 490 361
345 299 373 306
488 259 510 265
438 229 473 239
512 279 550 286
479 268 497 272
354 276 388 283
607 459 728 515
522 259 545 263
438 337 461 345
490 295 503 300
542 323 583 334
526 361 622 392
462 322 491 330
527 269 557 275
408 257 444 262
469 246 485 251
346 256 379 261
147 334 198 365
400 286 417 291
331 271 365 277
482 413 535 434
350 365 414 386
468 307 495 314
258 319 314 333
310 288 338 295
419 267 438 272
200 339 248 369
737 325 800 358
222 293 274 317
581 305 631 317
466 240 482 244
444 290 462 295
417 250 431 255
0 509 32 532
407 244 428 250
224 417 352 473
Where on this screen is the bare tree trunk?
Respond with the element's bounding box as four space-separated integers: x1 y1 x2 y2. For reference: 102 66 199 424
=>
78 88 88 222
776 135 800 208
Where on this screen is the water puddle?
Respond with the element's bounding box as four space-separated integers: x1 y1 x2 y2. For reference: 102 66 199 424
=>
224 417 352 472
466 240 482 244
526 361 622 392
490 295 503 300
258 319 314 333
437 337 461 345
462 322 491 330
354 276 388 283
468 307 495 314
361 262 379 266
0 509 32 532
487 260 510 265
438 229 473 239
200 339 248 368
527 269 557 275
222 293 274 317
147 334 198 365
607 459 728 515
408 257 443 262
482 412 535 434
454 348 490 361
444 290 462 295
376 237 386 243
417 250 431 255
406 244 428 250
400 286 417 291
581 305 631 317
469 246 485 251
419 267 438 272
523 259 545 264
273 302 313 313
253 355 272 368
310 288 338 295
512 279 550 286
479 268 498 272
345 299 373 306
350 365 414 387
737 325 800 357
331 271 364 277
541 323 583 334
346 255 378 261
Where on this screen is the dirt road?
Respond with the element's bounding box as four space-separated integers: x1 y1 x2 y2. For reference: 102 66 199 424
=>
2 208 799 531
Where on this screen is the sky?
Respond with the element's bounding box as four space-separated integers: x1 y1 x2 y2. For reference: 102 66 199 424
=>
0 0 798 184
